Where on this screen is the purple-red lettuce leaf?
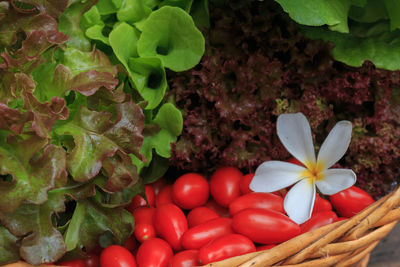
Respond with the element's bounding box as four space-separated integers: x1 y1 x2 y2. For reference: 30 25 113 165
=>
9 0 68 18
0 224 20 265
54 101 144 183
0 134 67 214
0 103 33 134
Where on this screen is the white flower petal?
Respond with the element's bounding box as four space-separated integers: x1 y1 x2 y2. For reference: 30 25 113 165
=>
316 168 356 195
250 161 306 193
317 120 352 169
277 113 316 168
284 179 316 224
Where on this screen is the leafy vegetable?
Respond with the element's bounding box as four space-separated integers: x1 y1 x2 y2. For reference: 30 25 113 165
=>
275 0 400 70
0 0 202 264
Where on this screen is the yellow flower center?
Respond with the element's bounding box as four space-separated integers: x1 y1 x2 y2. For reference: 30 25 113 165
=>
301 161 325 183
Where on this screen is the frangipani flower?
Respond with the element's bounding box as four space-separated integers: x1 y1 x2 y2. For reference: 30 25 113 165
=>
250 113 356 224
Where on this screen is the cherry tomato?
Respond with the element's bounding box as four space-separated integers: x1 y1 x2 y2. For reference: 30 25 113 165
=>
100 245 137 267
132 207 156 225
229 192 284 215
56 260 85 267
84 253 99 267
187 206 219 228
232 208 301 244
156 185 174 207
300 211 338 233
330 186 375 218
168 250 199 267
127 185 156 212
151 177 169 195
124 235 139 254
154 203 188 251
239 173 254 195
198 234 256 265
135 223 157 243
204 199 230 218
210 167 243 207
136 238 173 267
256 244 276 251
172 173 210 210
181 218 233 250
312 194 332 215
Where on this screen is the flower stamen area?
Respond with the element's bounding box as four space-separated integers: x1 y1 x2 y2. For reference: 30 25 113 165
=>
301 162 325 183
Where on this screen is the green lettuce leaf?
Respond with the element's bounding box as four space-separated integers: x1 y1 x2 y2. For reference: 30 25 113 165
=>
0 224 19 265
54 101 144 183
137 6 205 71
0 134 67 214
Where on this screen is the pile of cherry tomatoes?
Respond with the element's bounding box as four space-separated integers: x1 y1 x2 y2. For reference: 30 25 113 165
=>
55 164 374 267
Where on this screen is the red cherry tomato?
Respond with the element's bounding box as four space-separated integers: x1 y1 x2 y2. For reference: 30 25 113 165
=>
312 194 332 215
56 260 85 267
239 173 254 195
151 177 169 195
172 173 210 210
181 218 233 250
210 167 243 207
100 245 137 267
198 234 256 265
127 185 156 212
136 238 173 267
132 207 156 225
135 223 157 243
232 208 301 244
154 203 188 251
156 185 174 207
124 235 139 254
168 250 199 267
330 186 375 218
84 253 99 267
204 199 230 218
256 244 276 251
229 192 284 215
300 211 338 233
187 206 219 228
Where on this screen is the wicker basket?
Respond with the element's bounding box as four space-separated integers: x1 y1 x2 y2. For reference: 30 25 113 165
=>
2 187 400 267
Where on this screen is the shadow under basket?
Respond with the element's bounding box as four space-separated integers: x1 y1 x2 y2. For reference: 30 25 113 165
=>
3 187 400 267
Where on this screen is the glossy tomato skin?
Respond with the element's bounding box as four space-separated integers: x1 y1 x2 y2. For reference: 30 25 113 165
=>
287 157 303 166
204 199 230 218
181 218 233 250
84 253 99 267
232 208 301 244
168 250 199 267
127 185 156 212
300 211 338 233
239 173 254 195
156 185 174 207
134 223 156 243
187 206 219 228
151 177 169 195
132 207 156 225
57 260 85 267
198 234 256 265
100 245 137 267
210 167 243 207
124 235 140 254
229 192 284 215
172 173 209 210
312 194 332 215
154 203 188 251
330 186 374 218
136 238 173 267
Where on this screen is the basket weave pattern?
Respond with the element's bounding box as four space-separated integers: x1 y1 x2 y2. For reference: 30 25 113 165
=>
201 187 400 267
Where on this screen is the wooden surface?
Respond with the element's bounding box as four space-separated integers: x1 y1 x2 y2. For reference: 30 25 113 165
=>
368 221 400 267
